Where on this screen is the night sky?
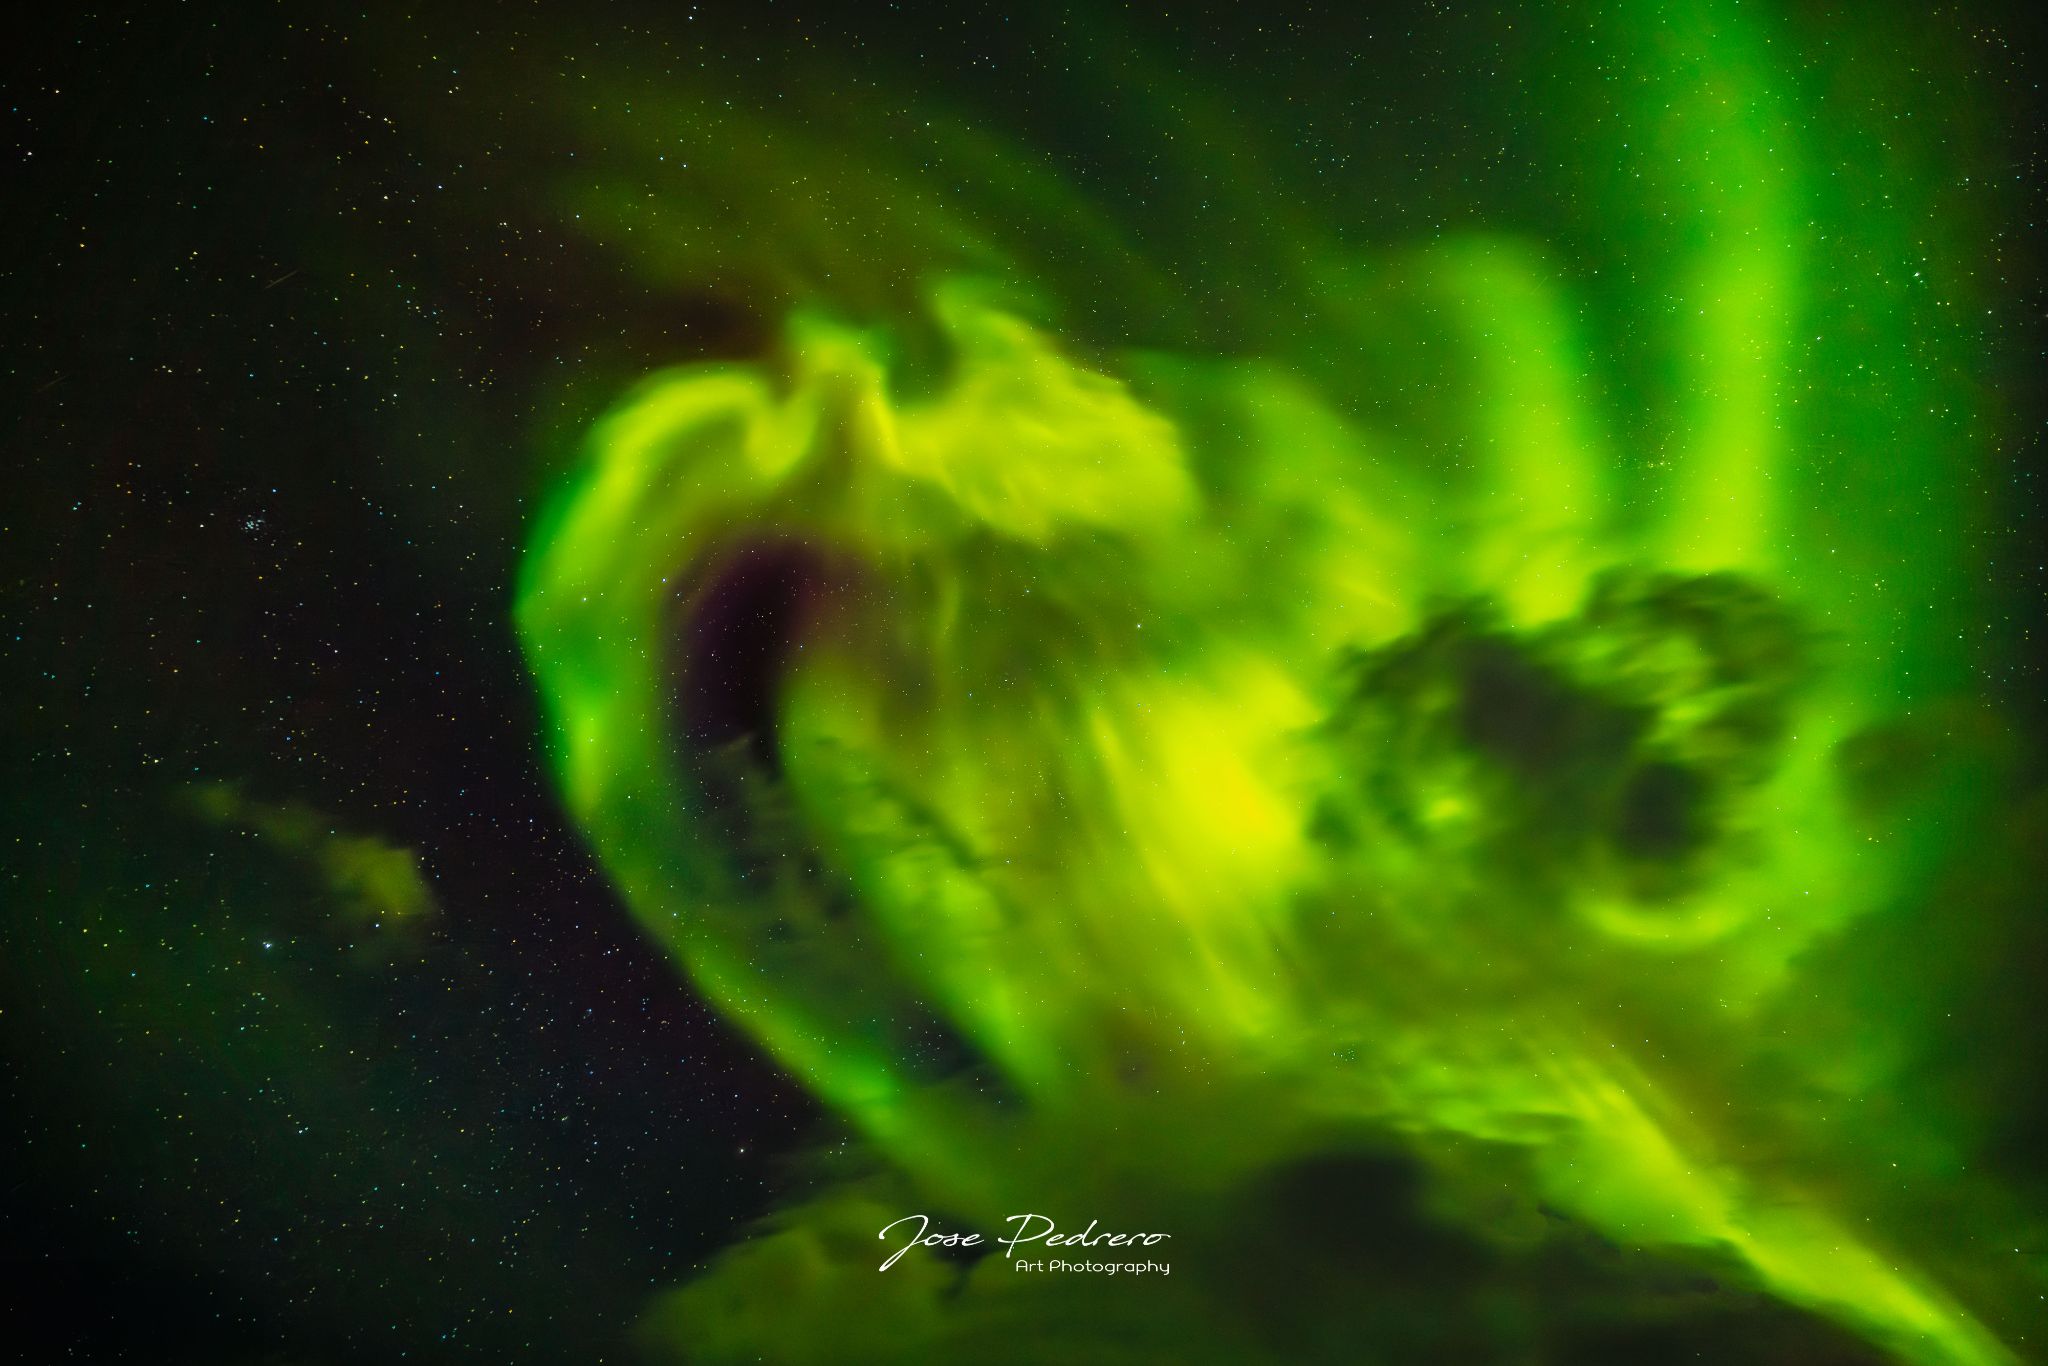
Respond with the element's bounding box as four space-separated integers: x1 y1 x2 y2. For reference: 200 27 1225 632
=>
4 8 835 1361
5 4 2047 1365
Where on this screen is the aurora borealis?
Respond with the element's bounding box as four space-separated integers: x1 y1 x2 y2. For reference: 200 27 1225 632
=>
6 2 2045 1363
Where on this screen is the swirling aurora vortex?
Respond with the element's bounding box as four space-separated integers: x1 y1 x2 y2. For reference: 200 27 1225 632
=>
513 4 2033 1363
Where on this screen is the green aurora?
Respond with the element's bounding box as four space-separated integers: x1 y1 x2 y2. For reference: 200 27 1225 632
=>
505 3 2042 1364
10 1 2035 1363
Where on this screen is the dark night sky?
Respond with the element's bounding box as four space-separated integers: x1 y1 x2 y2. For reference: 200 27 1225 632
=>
0 8 840 1362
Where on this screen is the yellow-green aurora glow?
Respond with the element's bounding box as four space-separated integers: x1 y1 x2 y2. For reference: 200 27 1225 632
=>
513 4 2031 1362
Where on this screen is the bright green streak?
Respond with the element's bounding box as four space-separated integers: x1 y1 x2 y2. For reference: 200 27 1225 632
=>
516 5 2015 1363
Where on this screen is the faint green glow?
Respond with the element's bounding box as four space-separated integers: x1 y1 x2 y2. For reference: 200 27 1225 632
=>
185 780 439 941
515 3 2018 1363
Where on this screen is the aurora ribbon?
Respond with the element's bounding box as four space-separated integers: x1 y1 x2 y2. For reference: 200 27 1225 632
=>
515 5 2025 1361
